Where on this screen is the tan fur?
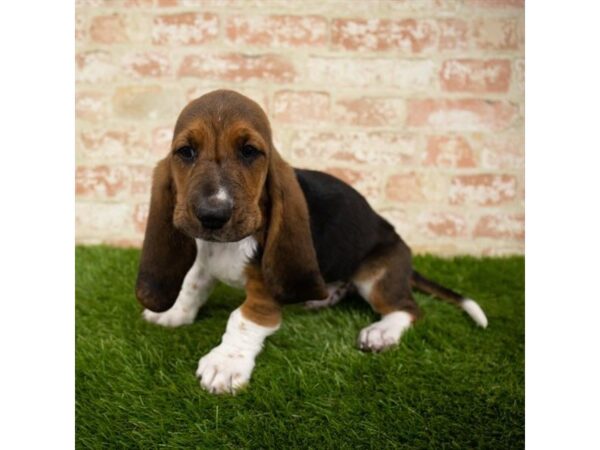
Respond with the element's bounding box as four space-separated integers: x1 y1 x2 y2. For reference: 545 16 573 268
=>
240 265 282 328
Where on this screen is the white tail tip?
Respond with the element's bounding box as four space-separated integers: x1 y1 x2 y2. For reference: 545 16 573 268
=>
461 298 488 328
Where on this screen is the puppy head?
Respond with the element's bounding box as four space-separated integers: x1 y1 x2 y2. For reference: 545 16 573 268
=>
136 90 327 312
170 89 271 242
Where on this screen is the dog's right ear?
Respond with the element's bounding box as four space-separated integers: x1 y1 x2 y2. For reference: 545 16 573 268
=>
135 158 196 312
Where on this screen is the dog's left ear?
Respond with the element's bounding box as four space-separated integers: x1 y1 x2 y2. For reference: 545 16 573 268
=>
135 158 196 312
261 149 328 304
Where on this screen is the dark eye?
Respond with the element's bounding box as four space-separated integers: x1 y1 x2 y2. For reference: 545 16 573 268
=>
240 144 261 161
175 146 197 162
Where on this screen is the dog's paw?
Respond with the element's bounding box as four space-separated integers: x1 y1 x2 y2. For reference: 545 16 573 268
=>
142 306 196 328
196 344 255 394
357 311 413 352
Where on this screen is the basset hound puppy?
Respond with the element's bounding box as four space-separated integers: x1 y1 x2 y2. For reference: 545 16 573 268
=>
136 89 488 395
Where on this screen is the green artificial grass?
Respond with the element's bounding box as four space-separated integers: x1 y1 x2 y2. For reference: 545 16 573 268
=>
76 246 524 449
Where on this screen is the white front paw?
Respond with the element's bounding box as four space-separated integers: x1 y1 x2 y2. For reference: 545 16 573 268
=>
196 344 256 394
142 306 196 328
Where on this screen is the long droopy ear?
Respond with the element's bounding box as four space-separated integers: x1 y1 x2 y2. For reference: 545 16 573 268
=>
261 150 328 304
135 158 196 312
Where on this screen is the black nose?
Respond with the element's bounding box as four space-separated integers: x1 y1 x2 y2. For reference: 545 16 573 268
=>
196 199 232 230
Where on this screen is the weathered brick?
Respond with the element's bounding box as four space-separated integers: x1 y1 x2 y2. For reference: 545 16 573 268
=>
76 202 137 237
324 167 382 199
334 97 405 127
476 133 524 170
331 18 437 53
112 85 182 121
225 15 327 48
76 91 110 121
466 0 524 8
133 203 149 234
152 12 219 45
407 99 518 131
438 18 469 51
179 53 296 83
449 174 517 206
473 17 524 50
76 50 118 83
306 57 393 87
514 58 524 95
90 14 127 44
129 165 153 196
385 172 426 203
152 126 174 159
79 128 151 162
290 131 418 166
423 135 477 167
440 59 511 93
418 211 468 237
76 165 129 198
122 51 171 78
272 91 330 124
474 213 524 239
75 10 87 41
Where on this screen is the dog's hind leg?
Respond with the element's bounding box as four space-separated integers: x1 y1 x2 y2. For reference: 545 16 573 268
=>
304 282 354 310
143 252 215 327
352 240 420 352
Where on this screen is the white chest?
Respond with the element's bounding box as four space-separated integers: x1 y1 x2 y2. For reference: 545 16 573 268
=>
195 237 258 289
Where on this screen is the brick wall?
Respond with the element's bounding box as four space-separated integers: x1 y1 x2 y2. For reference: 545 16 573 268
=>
75 0 524 256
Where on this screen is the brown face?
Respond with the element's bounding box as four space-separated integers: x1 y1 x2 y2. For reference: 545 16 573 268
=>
168 91 272 242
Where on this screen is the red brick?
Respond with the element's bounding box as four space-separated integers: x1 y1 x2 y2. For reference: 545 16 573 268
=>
226 15 327 48
418 212 467 237
407 99 517 131
76 50 118 83
122 51 171 78
385 172 425 203
152 13 219 45
272 91 330 124
76 91 110 122
440 59 511 93
90 14 127 44
331 18 437 53
324 167 382 199
179 53 296 83
423 136 476 168
474 213 524 239
76 165 129 198
290 131 418 166
438 18 469 51
334 97 405 127
79 128 150 162
473 17 524 50
449 174 517 206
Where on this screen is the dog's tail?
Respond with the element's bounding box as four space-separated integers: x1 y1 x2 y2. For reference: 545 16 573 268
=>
410 270 488 328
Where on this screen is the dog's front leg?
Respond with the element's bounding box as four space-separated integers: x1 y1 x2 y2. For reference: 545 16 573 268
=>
196 268 281 394
143 252 215 327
